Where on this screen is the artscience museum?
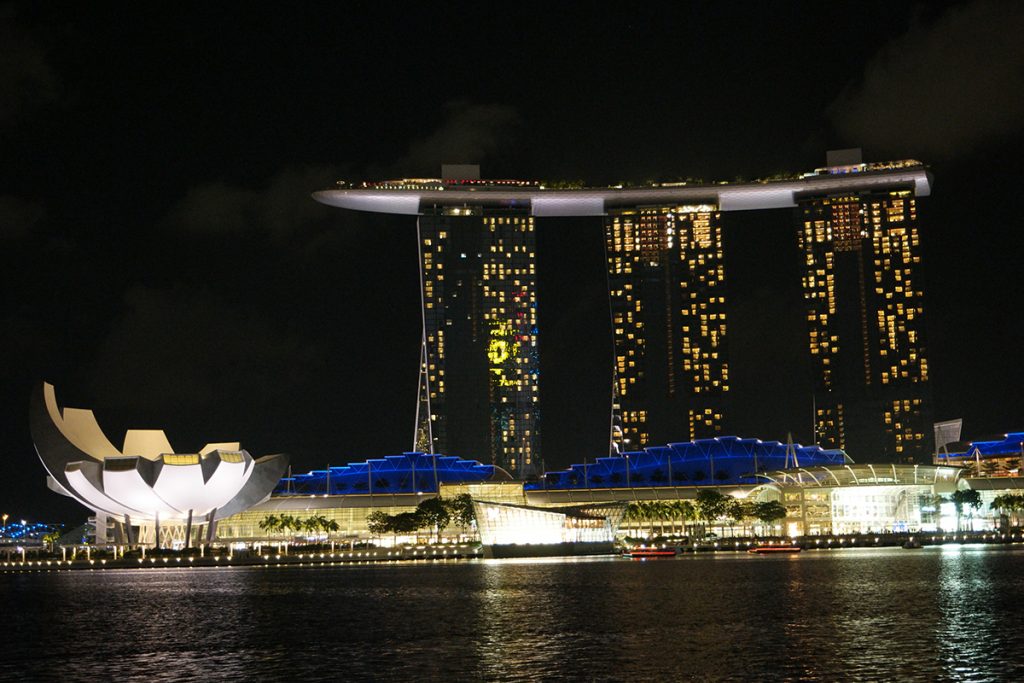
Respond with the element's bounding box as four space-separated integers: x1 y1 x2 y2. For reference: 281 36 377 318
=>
31 383 288 548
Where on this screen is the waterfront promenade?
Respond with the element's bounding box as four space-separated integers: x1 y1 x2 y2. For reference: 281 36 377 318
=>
4 531 1024 573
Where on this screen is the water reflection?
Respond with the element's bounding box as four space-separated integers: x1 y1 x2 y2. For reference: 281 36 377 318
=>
4 549 1024 680
474 560 605 680
936 546 1004 681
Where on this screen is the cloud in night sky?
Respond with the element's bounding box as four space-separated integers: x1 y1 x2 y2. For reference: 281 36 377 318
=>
0 4 59 127
164 102 520 243
163 164 346 241
389 101 521 176
829 0 1024 159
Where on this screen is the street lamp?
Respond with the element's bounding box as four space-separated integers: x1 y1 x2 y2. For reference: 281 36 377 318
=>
2 513 8 535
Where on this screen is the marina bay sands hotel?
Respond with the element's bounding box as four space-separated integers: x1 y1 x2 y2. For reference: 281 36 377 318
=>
315 150 933 477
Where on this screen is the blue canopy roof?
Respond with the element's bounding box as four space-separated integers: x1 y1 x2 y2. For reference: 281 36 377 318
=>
944 432 1024 458
274 453 504 496
525 436 848 490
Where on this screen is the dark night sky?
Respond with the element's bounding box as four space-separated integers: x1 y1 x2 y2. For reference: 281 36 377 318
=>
3 2 1023 523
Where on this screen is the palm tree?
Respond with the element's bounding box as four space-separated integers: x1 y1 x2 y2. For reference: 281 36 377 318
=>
679 501 696 538
323 517 340 549
661 501 676 535
666 500 686 535
624 502 643 537
281 514 304 537
641 501 657 536
991 494 1024 529
297 514 330 546
1010 496 1024 529
657 501 675 536
258 514 281 538
627 501 664 538
625 501 637 535
982 460 1003 477
647 501 663 537
990 494 1009 529
949 490 982 531
647 499 663 536
42 528 62 553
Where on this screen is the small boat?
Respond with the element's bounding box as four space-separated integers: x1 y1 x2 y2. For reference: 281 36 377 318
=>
623 545 679 558
902 538 923 549
747 544 802 555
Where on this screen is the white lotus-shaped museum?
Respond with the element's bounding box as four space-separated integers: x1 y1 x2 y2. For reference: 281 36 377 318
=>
31 383 288 523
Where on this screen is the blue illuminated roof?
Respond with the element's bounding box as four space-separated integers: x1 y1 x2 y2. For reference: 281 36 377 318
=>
273 453 508 496
944 432 1024 458
0 521 57 541
526 436 849 491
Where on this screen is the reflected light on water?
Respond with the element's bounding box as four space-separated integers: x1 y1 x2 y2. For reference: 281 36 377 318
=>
4 549 1024 680
937 546 1002 681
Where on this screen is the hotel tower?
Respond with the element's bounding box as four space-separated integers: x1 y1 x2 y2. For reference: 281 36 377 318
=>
412 166 540 476
605 206 729 450
797 152 931 460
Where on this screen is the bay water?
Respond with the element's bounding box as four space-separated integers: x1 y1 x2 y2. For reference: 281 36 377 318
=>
3 545 1023 681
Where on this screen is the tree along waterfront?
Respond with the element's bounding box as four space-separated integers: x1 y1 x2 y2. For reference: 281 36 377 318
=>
990 493 1024 529
947 489 983 531
623 493 786 539
365 494 476 544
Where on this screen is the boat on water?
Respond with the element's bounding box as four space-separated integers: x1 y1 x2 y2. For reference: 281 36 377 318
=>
747 544 802 555
623 545 679 558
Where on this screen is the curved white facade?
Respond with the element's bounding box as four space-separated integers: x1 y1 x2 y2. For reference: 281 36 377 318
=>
313 165 932 216
31 383 288 523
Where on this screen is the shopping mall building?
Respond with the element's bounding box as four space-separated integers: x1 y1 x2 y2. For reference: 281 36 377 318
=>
212 434 1024 544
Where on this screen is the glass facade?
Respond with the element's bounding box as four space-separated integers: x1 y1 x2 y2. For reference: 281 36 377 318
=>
605 206 728 449
828 485 932 534
473 500 623 546
798 190 931 461
418 209 540 476
217 499 424 542
767 463 960 534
